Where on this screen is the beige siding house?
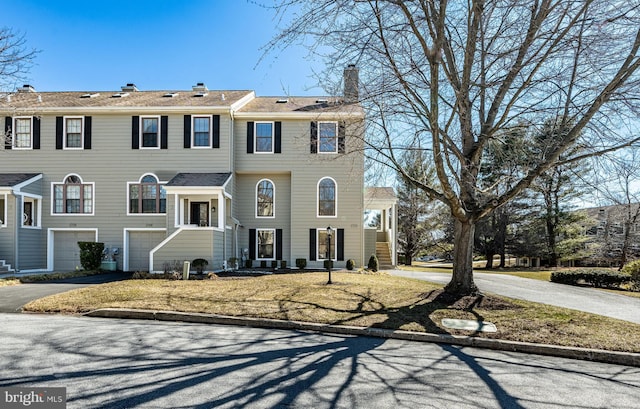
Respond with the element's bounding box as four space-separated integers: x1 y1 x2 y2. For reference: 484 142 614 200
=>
0 68 387 273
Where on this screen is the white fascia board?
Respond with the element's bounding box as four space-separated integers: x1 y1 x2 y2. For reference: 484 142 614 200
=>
5 107 234 115
233 111 365 120
163 187 224 195
12 174 43 193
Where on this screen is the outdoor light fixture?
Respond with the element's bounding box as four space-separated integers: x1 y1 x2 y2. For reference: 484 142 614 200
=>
326 226 333 284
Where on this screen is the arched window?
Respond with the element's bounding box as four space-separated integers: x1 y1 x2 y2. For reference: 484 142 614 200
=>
53 174 93 214
128 174 166 214
318 177 336 217
256 179 274 217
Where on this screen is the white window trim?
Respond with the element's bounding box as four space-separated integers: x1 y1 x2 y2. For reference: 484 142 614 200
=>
63 116 84 150
0 193 6 227
255 178 275 219
140 115 161 149
126 173 167 216
50 173 95 216
318 121 338 154
21 193 42 229
317 176 338 218
254 121 275 154
317 227 336 261
191 115 213 149
12 116 33 150
256 228 276 261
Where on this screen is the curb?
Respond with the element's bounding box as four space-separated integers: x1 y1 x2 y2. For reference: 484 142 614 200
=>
84 308 640 368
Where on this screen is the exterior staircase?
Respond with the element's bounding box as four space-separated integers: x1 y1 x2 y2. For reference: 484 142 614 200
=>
0 260 12 274
375 242 393 269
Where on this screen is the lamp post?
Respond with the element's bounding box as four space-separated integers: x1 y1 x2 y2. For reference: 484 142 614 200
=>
326 226 332 284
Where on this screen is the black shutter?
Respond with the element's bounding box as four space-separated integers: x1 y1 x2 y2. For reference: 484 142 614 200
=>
276 229 283 260
338 121 346 154
160 116 168 149
132 116 139 149
56 116 63 150
310 121 318 153
337 229 345 261
83 116 91 149
212 115 220 148
246 121 254 153
249 229 256 260
4 117 11 149
274 121 282 154
33 117 41 149
309 229 317 261
183 115 191 148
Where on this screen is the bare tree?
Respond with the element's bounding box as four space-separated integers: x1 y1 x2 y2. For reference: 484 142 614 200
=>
267 0 640 296
0 27 38 147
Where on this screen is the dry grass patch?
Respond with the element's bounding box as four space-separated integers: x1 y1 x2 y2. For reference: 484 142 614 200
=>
24 272 640 353
0 278 20 287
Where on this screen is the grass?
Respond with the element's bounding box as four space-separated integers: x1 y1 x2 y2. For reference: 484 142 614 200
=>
24 272 640 353
0 270 104 285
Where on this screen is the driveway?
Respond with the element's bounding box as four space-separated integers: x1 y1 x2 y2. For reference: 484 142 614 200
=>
0 272 131 313
390 270 640 324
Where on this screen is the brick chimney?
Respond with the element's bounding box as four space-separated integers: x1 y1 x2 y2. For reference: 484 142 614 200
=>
343 64 359 103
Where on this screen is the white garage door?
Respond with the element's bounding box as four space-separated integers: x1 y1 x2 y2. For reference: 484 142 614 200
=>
53 231 96 272
128 231 166 272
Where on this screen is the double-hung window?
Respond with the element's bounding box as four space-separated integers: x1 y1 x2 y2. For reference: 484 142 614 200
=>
192 116 211 148
318 177 337 217
128 174 166 214
65 117 83 149
318 122 337 153
141 117 159 148
256 179 274 217
14 117 32 149
53 174 94 215
255 122 274 153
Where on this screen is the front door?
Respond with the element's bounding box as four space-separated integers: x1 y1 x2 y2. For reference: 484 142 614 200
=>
190 202 209 226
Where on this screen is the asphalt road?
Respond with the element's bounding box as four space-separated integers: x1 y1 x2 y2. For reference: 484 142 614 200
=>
1 314 639 409
0 272 131 313
390 270 640 324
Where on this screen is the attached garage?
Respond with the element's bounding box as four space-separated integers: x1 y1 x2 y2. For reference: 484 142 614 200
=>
51 230 97 272
126 230 166 272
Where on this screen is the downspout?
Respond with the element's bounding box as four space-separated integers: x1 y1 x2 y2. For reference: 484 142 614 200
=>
12 190 20 272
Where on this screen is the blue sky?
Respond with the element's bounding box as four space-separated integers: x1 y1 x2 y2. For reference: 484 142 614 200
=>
2 0 324 96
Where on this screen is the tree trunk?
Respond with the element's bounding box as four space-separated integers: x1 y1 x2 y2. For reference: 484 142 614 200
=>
445 219 478 296
485 252 494 269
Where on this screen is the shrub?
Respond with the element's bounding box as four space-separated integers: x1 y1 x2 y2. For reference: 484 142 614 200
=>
78 242 104 271
271 260 278 269
260 260 267 268
550 269 630 288
323 259 333 269
368 254 379 272
346 259 355 271
191 258 208 273
280 260 287 269
296 258 307 269
245 259 253 268
622 260 640 291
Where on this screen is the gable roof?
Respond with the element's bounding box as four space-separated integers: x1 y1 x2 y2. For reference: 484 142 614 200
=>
0 90 254 111
0 173 41 188
234 96 364 118
166 173 232 187
365 187 397 201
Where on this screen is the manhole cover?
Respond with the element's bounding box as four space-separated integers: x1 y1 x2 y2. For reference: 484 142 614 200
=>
442 318 497 332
